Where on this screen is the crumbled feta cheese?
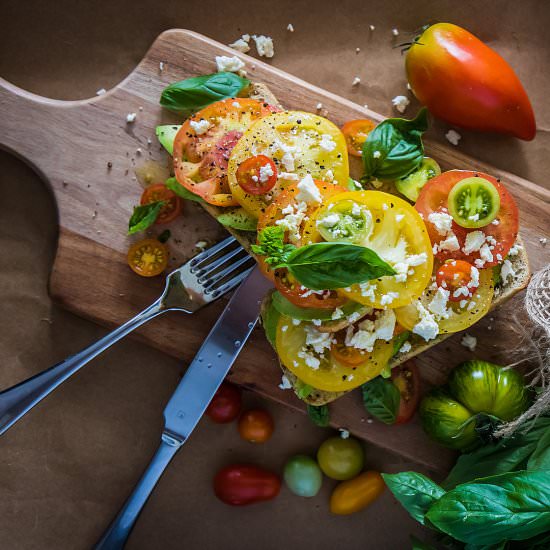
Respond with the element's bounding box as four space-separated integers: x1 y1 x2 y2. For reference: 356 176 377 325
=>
501 259 516 284
242 34 251 42
429 287 451 318
407 83 412 90
159 61 165 72
399 341 412 354
278 375 292 390
394 214 405 223
281 325 288 332
445 129 462 146
287 23 295 32
278 172 299 181
508 243 522 256
189 119 211 135
380 292 399 306
319 134 337 152
339 428 350 439
540 237 548 246
96 88 106 95
438 234 460 252
316 102 323 110
304 325 332 354
352 76 361 86
229 38 250 53
252 35 274 58
373 150 381 159
215 55 245 73
297 349 320 369
296 174 322 204
317 213 340 228
479 243 494 264
312 319 322 326
259 162 274 183
468 213 480 222
126 112 137 123
325 169 335 182
332 308 344 320
292 318 301 326
461 334 477 352
276 201 308 244
392 95 410 113
346 310 396 351
428 211 454 236
369 25 375 31
195 240 207 249
413 303 439 341
392 28 399 36
463 231 485 255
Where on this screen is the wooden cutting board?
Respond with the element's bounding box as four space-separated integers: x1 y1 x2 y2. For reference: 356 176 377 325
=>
1 29 549 472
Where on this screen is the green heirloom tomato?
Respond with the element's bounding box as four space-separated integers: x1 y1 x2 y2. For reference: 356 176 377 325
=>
317 436 364 480
283 455 323 497
420 361 529 451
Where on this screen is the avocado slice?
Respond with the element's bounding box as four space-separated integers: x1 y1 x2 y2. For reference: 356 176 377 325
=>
217 207 258 231
155 124 181 156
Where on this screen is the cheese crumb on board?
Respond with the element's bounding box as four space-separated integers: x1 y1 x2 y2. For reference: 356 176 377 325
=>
392 28 399 36
126 113 137 123
215 55 245 73
369 25 375 31
352 76 361 86
195 240 207 250
339 428 350 439
461 334 477 351
229 38 250 53
287 23 295 32
279 375 292 390
445 129 462 146
392 95 410 113
96 88 106 95
252 35 275 58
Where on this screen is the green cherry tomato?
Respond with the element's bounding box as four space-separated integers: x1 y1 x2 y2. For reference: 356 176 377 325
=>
316 199 373 243
317 436 365 480
448 177 501 228
448 360 528 421
283 455 323 497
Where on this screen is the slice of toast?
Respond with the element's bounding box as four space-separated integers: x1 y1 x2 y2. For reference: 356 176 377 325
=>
193 82 531 405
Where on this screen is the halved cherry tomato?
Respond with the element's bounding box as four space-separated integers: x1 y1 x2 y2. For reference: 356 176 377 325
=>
236 155 278 195
238 409 274 443
274 270 347 310
341 119 376 157
127 238 168 277
140 183 182 224
173 98 274 206
415 170 519 267
214 464 281 506
206 383 242 423
436 260 479 302
330 331 370 366
391 361 421 424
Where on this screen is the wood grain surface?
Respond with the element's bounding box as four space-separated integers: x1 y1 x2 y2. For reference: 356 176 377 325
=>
1 29 549 472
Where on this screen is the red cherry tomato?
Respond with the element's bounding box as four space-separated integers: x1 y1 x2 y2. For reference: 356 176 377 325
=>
406 23 536 140
235 155 278 195
436 260 479 302
140 183 182 224
391 361 421 424
206 383 242 423
341 119 376 157
238 409 274 443
415 170 519 267
213 464 281 506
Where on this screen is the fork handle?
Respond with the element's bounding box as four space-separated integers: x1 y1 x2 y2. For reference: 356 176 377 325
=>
95 431 184 550
0 300 164 436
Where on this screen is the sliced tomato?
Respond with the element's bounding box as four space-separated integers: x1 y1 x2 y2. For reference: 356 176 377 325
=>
140 183 182 224
235 155 278 195
173 98 274 207
415 170 519 267
391 361 420 424
341 119 376 157
228 111 349 218
127 238 169 277
436 260 479 302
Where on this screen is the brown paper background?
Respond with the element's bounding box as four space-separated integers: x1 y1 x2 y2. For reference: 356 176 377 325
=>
1 1 549 548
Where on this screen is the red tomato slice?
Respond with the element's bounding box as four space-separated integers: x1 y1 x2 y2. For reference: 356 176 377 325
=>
173 98 274 206
415 170 519 267
436 260 479 302
236 155 278 195
341 119 376 157
391 361 420 424
140 183 182 224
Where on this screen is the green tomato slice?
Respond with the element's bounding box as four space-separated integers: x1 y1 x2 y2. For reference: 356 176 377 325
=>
316 199 373 243
448 177 501 229
395 157 441 202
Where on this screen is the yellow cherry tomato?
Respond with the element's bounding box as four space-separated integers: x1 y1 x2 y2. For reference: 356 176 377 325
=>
127 238 169 277
228 111 349 218
330 471 385 515
303 190 434 309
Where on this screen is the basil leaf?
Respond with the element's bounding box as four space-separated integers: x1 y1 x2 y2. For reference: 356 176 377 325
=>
527 425 550 470
426 470 550 545
296 381 313 400
128 201 164 234
160 72 250 115
382 472 445 525
392 331 410 357
362 108 429 181
361 376 400 424
283 242 395 290
410 535 437 550
217 207 258 231
252 226 296 266
307 404 329 427
165 177 205 203
444 416 550 489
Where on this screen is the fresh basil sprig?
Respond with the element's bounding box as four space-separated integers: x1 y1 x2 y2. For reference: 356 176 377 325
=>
307 404 329 427
252 227 395 290
362 107 429 181
160 72 250 115
128 201 165 234
361 377 400 424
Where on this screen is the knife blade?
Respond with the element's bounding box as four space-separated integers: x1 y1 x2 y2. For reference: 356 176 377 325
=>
95 266 273 550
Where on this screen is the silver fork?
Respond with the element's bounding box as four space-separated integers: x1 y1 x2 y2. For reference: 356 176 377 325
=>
0 236 254 436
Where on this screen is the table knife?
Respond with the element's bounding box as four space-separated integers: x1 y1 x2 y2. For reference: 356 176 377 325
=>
94 266 272 550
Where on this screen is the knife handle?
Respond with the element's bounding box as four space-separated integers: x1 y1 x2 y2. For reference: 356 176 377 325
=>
95 432 184 550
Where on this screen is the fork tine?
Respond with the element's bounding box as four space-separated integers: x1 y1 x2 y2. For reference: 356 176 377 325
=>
208 265 255 298
194 245 247 277
190 236 238 268
201 255 255 289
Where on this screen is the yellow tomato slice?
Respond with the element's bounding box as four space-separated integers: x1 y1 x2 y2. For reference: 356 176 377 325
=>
275 316 394 392
228 111 349 218
395 268 494 334
303 191 434 309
